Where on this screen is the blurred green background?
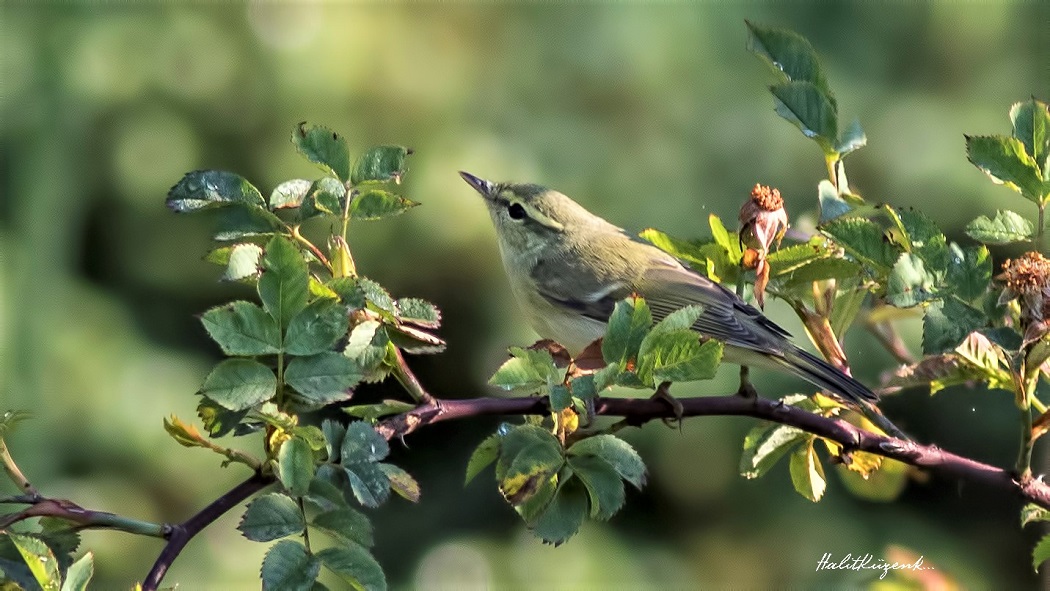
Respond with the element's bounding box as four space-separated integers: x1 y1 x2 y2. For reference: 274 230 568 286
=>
2 2 1049 589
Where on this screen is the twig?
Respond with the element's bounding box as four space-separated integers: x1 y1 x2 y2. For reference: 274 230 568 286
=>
390 348 435 404
866 320 917 365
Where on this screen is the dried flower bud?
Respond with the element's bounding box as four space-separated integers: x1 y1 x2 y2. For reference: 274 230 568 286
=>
739 184 788 254
998 251 1050 344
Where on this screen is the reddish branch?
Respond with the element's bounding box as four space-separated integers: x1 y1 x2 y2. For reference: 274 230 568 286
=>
139 392 1050 590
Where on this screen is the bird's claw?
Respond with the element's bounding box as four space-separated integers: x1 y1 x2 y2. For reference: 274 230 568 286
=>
651 381 684 428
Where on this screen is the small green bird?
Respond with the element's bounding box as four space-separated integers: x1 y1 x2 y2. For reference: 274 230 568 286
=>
461 171 892 418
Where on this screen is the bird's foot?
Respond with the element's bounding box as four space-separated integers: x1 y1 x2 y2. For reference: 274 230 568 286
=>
651 381 684 428
737 366 758 399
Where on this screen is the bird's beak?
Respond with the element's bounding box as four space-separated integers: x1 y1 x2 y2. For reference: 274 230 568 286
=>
459 171 496 200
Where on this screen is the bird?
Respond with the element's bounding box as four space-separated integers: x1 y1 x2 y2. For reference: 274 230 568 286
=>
459 171 902 435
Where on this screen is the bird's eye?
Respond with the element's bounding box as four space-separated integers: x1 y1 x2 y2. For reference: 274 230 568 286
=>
507 203 526 220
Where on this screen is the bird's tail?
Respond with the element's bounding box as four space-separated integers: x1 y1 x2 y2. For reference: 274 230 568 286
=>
779 347 909 440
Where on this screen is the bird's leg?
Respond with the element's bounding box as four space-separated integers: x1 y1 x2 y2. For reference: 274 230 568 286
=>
737 365 758 398
651 381 684 427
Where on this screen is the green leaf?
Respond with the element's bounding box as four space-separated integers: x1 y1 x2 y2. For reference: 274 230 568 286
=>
285 298 350 356
602 298 653 367
945 243 992 301
342 399 415 421
285 352 360 404
59 552 93 591
343 320 390 383
167 170 266 213
637 332 722 386
321 419 347 463
966 135 1047 202
766 236 830 274
488 347 562 392
305 477 349 513
835 118 867 156
9 533 60 591
312 507 374 547
206 243 264 282
548 384 571 412
341 422 389 464
379 463 421 502
639 228 709 267
923 297 987 354
566 453 625 520
396 298 441 328
495 425 562 486
886 253 937 308
817 180 852 222
500 440 565 506
292 122 351 181
567 435 646 489
1010 99 1050 174
528 476 589 545
213 202 284 241
789 440 826 502
465 433 501 485
351 145 410 185
740 423 807 479
745 21 833 101
279 436 315 497
769 81 838 151
260 236 309 330
317 545 387 591
965 210 1034 245
350 189 419 220
238 493 305 541
303 177 348 217
343 462 391 508
778 258 863 292
1033 533 1050 572
196 396 250 437
199 358 276 411
201 301 281 356
270 179 313 210
829 287 868 338
821 217 899 272
261 540 321 591
1022 503 1050 527
898 208 949 272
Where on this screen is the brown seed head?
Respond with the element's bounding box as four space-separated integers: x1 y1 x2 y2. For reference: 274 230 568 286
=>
749 183 784 211
999 252 1050 297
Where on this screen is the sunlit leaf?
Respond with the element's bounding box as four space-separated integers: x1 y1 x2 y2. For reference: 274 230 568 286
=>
789 440 826 502
201 301 281 356
260 236 309 330
602 297 652 368
167 170 266 212
60 552 94 591
278 436 315 497
965 210 1034 245
199 359 276 411
1010 99 1050 174
886 253 937 308
317 545 387 591
8 533 60 591
821 216 899 272
351 146 410 185
284 298 350 356
292 122 351 181
465 433 501 485
379 463 421 503
269 179 313 210
740 423 806 479
922 297 987 354
488 347 562 392
966 135 1047 203
350 189 419 220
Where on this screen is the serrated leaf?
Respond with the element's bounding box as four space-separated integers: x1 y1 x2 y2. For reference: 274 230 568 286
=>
261 540 320 591
500 441 565 506
350 189 419 220
303 176 348 217
213 202 285 241
488 347 562 392
9 533 60 591
343 400 415 421
60 552 93 591
260 236 309 330
292 123 351 181
789 441 826 502
965 210 1034 245
566 453 625 520
639 228 710 267
765 236 831 275
1033 533 1050 572
898 208 948 272
317 545 386 591
270 179 313 210
305 477 349 513
396 298 441 328
945 243 991 301
199 358 276 411
637 332 722 386
285 352 360 404
966 135 1047 202
201 301 281 356
740 423 807 478
279 436 315 496
567 435 646 489
779 258 863 291
770 81 838 151
379 463 420 502
745 21 834 101
528 476 588 545
341 422 389 464
465 433 501 485
167 170 266 212
817 179 851 223
343 320 390 382
387 324 446 355
821 216 899 272
886 253 937 308
351 146 410 185
238 493 304 541
344 462 391 508
495 425 560 482
1022 503 1050 527
285 298 349 356
602 297 652 368
1010 99 1050 174
923 297 987 354
311 507 373 548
